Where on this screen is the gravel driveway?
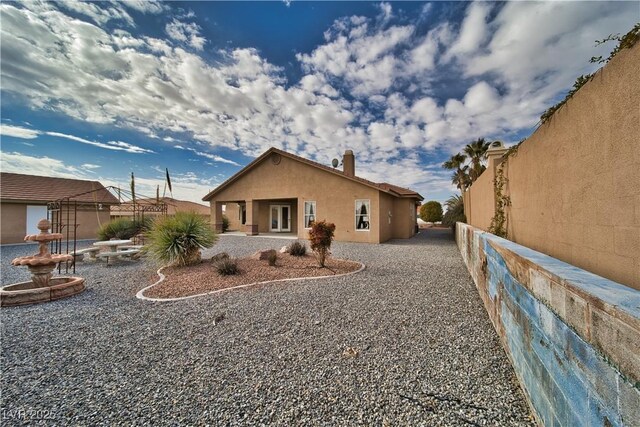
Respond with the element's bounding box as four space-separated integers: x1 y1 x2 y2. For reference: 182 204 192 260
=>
1 229 533 426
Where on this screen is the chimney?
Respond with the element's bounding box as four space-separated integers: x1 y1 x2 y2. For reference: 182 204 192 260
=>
343 150 355 177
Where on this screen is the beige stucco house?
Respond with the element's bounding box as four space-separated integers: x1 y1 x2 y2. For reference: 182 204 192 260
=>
0 173 119 244
203 148 423 243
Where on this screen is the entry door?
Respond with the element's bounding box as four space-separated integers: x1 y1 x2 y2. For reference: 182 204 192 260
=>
270 205 291 232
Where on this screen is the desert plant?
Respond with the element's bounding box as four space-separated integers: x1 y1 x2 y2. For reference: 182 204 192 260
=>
268 251 278 266
308 220 335 267
442 195 466 230
145 211 217 266
98 217 151 241
287 241 307 256
215 257 239 275
222 215 230 232
419 201 443 223
210 252 230 263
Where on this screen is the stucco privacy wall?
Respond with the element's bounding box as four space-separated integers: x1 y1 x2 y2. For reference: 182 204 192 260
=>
456 223 640 426
463 43 640 290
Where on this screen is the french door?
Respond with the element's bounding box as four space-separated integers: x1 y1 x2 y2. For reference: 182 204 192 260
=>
270 205 291 232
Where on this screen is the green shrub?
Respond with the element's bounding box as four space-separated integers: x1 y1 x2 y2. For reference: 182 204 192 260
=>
308 220 335 267
145 211 217 266
215 257 239 275
268 251 278 266
210 252 230 263
287 241 307 256
420 201 443 222
222 215 230 232
442 195 466 230
98 217 151 241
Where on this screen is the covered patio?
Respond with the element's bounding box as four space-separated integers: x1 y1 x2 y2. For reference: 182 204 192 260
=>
214 198 302 237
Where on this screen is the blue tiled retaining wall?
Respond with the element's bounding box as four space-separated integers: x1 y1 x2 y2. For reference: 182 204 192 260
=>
456 223 640 426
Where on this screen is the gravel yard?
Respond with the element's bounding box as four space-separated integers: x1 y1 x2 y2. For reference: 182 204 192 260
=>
1 229 533 425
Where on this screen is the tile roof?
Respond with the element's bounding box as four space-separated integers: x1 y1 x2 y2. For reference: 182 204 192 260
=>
0 172 119 204
111 197 210 216
203 147 423 201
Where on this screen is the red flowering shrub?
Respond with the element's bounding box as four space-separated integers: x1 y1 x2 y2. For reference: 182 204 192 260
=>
308 220 336 267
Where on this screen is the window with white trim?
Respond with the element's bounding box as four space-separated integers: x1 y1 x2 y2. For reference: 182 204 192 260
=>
355 199 370 231
304 201 316 229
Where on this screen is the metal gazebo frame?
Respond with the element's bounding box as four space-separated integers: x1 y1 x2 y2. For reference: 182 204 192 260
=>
47 186 167 274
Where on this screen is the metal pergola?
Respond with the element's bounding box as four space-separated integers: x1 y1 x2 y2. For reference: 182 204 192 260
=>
47 186 167 274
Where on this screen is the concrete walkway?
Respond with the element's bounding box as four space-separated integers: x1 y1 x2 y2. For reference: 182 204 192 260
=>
1 229 533 425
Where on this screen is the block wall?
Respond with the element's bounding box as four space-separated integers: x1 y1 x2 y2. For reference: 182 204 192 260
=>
457 222 640 426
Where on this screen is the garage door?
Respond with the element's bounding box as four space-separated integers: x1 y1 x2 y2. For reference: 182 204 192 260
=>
26 205 48 235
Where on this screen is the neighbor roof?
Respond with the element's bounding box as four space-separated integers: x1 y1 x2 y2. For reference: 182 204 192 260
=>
203 147 423 201
0 173 119 204
111 197 210 216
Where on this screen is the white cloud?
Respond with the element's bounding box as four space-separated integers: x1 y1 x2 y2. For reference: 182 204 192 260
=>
81 163 101 170
122 0 167 14
445 2 491 58
44 132 154 154
166 19 206 50
0 124 40 139
56 0 135 26
0 152 87 179
0 1 637 203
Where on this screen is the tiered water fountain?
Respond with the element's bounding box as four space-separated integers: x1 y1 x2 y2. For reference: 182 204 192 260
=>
1 219 85 307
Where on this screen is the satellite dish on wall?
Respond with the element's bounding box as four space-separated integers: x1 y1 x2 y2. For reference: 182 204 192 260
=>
332 158 339 168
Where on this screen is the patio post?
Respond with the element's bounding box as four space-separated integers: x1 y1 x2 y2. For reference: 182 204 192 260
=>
245 200 259 236
211 201 224 233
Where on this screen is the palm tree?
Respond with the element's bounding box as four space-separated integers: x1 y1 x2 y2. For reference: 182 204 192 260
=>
444 194 463 211
451 166 471 192
442 194 465 230
442 153 466 171
443 153 469 193
463 138 491 182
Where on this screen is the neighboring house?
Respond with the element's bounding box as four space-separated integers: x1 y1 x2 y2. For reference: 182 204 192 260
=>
0 172 119 244
203 148 423 243
110 197 210 221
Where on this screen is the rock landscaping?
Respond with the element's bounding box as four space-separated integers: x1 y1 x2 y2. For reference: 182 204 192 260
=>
0 230 534 425
143 253 362 299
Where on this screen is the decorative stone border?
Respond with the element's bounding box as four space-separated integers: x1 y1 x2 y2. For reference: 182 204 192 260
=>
136 261 366 302
1 277 85 307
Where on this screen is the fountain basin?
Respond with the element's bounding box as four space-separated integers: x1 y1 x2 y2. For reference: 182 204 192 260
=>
0 277 85 307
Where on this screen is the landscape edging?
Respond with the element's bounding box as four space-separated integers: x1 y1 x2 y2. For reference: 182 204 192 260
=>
136 261 366 302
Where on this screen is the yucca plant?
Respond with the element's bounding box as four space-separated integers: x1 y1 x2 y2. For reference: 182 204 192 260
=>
145 211 217 266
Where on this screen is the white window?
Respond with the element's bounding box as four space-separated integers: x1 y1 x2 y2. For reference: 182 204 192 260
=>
355 199 370 231
304 201 316 229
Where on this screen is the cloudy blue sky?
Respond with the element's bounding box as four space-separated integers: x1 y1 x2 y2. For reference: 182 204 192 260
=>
0 1 637 204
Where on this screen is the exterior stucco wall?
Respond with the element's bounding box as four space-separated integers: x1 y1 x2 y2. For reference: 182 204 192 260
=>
379 193 393 243
392 198 417 239
463 168 494 232
0 202 27 244
225 203 242 231
464 43 640 290
0 202 111 244
457 223 640 426
208 154 390 243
